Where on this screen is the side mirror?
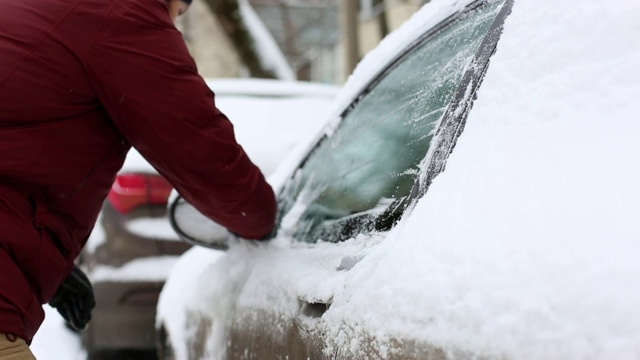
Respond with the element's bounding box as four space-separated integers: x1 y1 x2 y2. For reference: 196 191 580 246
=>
168 195 231 250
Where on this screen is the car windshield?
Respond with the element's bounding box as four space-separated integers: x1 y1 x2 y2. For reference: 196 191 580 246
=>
279 0 505 243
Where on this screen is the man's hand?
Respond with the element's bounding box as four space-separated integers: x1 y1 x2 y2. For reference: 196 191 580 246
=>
48 266 96 331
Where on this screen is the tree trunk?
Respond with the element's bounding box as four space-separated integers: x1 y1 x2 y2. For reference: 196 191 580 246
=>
374 0 389 39
201 0 278 79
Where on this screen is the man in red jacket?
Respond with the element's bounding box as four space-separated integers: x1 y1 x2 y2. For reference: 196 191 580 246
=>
0 0 277 357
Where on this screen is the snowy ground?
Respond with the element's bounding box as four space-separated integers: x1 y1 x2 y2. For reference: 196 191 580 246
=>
31 307 84 360
31 309 157 360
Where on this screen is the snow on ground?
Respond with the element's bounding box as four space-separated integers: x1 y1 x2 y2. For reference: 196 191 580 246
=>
89 256 180 283
31 307 84 360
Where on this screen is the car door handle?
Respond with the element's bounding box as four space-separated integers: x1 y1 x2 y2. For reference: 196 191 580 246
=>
298 299 331 319
296 299 331 332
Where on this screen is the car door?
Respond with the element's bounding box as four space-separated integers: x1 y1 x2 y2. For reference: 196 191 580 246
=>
225 1 513 359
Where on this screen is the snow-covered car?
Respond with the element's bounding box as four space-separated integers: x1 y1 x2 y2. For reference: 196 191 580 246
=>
78 78 338 357
158 0 640 359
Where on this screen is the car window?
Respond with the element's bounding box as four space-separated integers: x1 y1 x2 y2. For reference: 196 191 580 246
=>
279 0 506 243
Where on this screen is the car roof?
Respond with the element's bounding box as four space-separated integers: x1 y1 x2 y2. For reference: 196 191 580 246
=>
204 78 339 99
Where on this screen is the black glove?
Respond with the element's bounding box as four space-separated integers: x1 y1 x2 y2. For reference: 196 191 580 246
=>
49 266 96 331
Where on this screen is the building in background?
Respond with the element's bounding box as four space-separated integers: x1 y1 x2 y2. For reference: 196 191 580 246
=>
251 0 428 83
175 0 242 78
176 0 427 83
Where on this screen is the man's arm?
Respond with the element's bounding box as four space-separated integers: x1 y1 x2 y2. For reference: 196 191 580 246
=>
83 0 276 239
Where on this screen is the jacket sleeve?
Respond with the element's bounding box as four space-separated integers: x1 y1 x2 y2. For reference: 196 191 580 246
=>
83 0 276 239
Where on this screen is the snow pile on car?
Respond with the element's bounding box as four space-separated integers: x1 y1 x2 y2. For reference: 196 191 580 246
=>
324 0 640 359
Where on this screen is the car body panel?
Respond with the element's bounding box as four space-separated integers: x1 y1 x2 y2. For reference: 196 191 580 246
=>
86 281 164 351
159 0 511 358
158 0 640 359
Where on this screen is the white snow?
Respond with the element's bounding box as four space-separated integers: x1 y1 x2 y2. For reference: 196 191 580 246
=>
158 0 640 359
204 78 338 97
89 256 180 282
156 247 225 360
31 307 84 360
323 0 640 358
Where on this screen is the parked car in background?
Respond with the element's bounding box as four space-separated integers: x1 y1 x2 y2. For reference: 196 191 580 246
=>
78 78 338 358
158 0 640 359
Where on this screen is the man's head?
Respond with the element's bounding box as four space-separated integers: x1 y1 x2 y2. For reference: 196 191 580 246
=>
168 0 191 22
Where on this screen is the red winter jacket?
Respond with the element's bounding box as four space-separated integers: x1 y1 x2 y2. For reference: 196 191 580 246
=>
0 0 276 342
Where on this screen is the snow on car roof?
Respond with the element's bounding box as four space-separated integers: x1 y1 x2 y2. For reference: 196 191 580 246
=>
205 78 339 98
